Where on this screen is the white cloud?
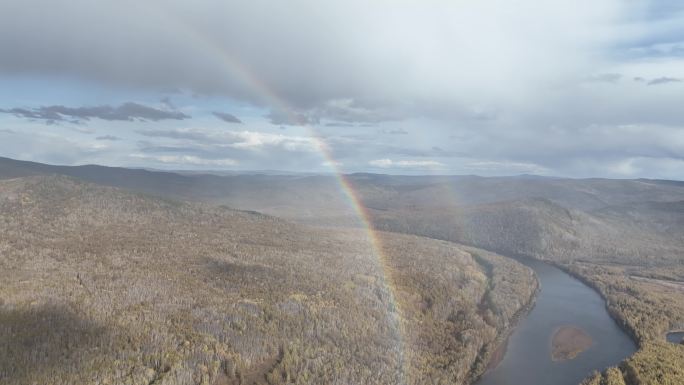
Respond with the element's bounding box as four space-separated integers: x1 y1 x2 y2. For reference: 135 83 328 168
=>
1 0 684 178
322 160 342 168
228 130 317 152
369 158 444 169
607 158 638 176
0 0 629 121
463 160 549 174
137 128 319 153
575 156 684 179
130 154 237 166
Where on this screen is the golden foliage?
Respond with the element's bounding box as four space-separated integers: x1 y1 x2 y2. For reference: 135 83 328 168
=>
0 176 535 385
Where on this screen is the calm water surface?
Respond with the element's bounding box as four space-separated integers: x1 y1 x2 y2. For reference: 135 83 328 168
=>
666 332 684 344
476 258 636 385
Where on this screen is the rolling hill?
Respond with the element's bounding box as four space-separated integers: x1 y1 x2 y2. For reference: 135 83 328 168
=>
0 175 535 385
3 156 684 225
2 157 683 384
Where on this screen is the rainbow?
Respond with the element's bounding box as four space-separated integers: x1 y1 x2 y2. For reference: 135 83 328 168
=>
153 8 410 382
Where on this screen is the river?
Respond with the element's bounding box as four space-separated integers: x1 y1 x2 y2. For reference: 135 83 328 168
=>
476 258 637 385
667 332 684 344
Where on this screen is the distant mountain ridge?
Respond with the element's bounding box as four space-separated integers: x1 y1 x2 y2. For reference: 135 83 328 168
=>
2 156 684 218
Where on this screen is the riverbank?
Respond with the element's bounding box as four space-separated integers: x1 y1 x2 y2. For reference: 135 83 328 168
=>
467 252 540 384
478 282 539 375
474 256 636 385
548 260 684 384
547 261 642 345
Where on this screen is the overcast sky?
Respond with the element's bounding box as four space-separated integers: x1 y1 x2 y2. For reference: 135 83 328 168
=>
1 0 683 178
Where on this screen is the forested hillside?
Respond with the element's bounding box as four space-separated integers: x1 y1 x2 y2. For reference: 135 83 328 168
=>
2 158 683 384
0 175 535 385
369 199 684 385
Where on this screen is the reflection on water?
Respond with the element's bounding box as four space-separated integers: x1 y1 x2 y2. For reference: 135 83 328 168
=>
476 258 636 385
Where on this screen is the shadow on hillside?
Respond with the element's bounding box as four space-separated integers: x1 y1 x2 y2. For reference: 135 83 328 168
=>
205 258 285 287
0 304 110 383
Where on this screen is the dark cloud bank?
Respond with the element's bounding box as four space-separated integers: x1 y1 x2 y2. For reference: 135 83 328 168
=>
212 111 242 124
0 103 189 124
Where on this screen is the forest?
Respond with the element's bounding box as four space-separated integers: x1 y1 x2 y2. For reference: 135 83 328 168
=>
363 189 684 385
0 175 536 385
2 161 683 384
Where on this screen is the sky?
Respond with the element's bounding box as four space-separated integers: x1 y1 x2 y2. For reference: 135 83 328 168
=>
1 0 683 179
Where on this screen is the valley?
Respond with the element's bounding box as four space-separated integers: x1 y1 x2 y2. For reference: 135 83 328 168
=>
0 175 535 385
1 157 683 384
476 258 635 385
2 2 682 384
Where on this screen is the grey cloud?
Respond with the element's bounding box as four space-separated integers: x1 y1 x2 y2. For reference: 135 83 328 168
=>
212 111 242 124
137 143 212 155
647 77 682 85
432 146 458 155
95 135 120 141
0 103 189 123
322 133 463 161
460 123 684 176
325 122 356 127
160 97 176 110
0 107 70 125
2 0 684 178
620 41 684 60
266 110 318 126
381 129 408 135
311 98 412 124
137 129 211 142
314 98 497 125
135 143 222 158
0 0 638 124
